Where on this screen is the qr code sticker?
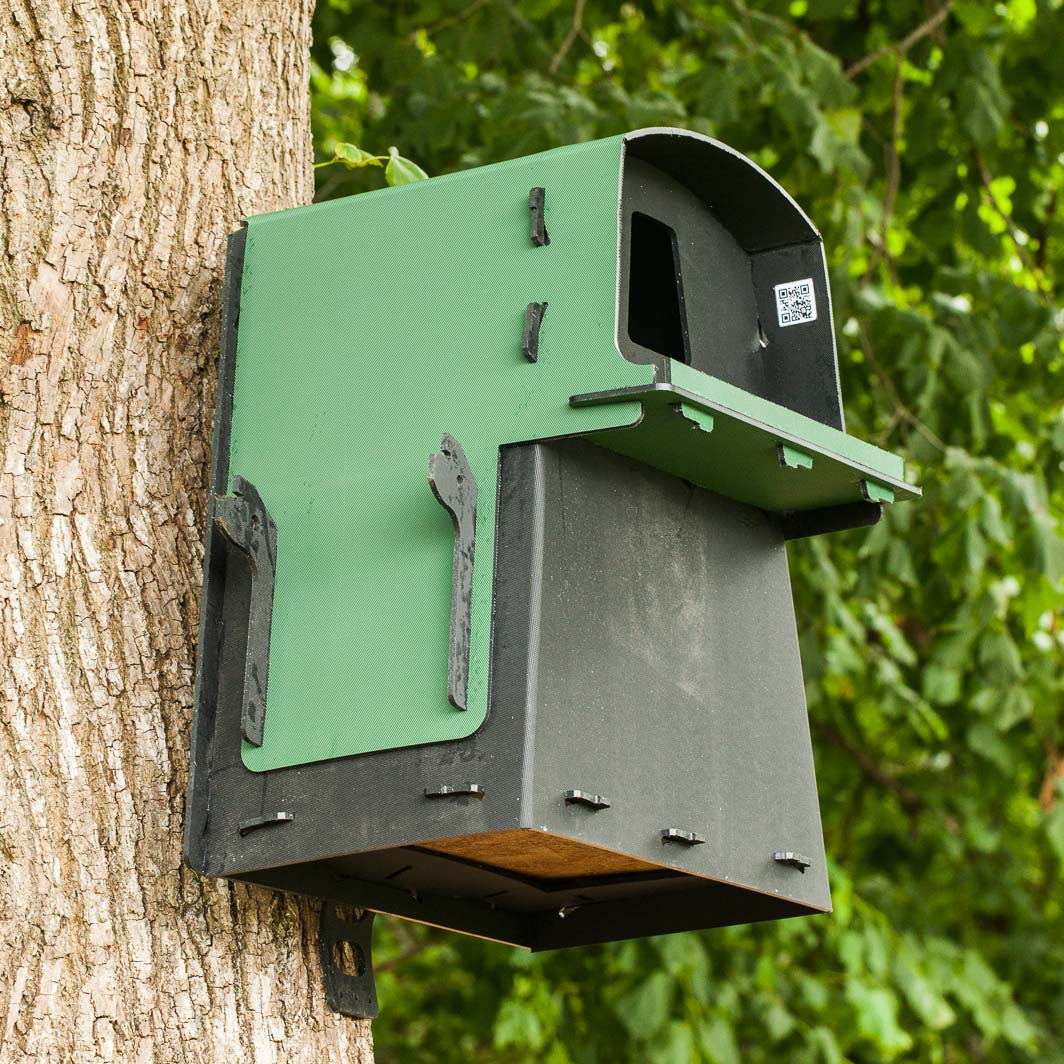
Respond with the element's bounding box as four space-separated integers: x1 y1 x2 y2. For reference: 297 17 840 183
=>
774 278 817 327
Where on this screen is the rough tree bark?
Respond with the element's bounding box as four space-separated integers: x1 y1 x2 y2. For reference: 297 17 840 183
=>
0 2 374 1060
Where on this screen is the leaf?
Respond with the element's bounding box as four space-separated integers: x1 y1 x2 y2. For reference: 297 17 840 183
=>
923 664 962 706
1000 1002 1039 1049
963 522 988 574
494 999 545 1050
762 1000 796 1042
654 933 711 998
650 1021 696 1064
959 74 1009 146
894 945 957 1031
953 0 998 32
966 721 1013 772
994 685 1032 730
1046 804 1064 865
977 631 1025 685
385 146 428 185
617 972 673 1039
805 1026 844 1064
333 142 379 168
826 107 862 145
846 977 914 1057
698 1016 741 1064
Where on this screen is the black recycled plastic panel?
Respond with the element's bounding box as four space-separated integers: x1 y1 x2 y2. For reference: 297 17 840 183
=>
618 134 844 430
184 233 829 948
512 441 830 909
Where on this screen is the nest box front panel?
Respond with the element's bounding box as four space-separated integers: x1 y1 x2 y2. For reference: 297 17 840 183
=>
517 440 830 912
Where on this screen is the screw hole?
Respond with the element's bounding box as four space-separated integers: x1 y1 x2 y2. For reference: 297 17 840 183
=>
330 940 364 978
333 902 363 923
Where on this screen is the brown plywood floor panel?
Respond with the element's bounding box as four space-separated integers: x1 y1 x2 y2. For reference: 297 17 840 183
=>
420 829 665 880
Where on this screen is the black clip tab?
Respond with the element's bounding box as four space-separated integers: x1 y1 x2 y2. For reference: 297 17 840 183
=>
773 851 812 873
529 187 550 246
319 903 378 1019
425 783 486 799
661 828 705 846
429 435 477 710
212 476 277 747
239 811 293 836
522 302 548 363
564 789 611 810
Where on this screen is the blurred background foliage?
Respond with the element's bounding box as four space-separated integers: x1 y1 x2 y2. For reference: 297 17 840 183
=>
309 1 1064 1060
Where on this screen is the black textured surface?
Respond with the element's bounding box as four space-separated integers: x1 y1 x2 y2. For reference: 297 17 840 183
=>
618 132 845 430
519 442 831 911
624 129 818 252
184 226 247 874
779 500 883 541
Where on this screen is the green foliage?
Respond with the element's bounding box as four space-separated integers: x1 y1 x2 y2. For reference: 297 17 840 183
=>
311 1 1064 1060
314 141 427 187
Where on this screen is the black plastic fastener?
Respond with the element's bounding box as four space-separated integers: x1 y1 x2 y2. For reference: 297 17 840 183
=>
212 476 278 747
661 828 705 846
429 435 477 710
522 302 548 362
564 789 611 810
238 812 294 836
773 851 812 872
425 784 486 799
529 187 550 246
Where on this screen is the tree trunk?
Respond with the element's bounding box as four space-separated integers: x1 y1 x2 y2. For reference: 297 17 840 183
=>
0 2 374 1060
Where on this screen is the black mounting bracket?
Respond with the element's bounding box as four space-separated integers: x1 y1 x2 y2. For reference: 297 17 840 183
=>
212 475 278 746
429 435 477 710
320 903 379 1019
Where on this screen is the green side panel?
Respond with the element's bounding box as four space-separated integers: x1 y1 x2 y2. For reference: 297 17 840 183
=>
677 403 716 434
862 480 896 504
669 361 911 485
573 370 920 512
229 136 654 771
779 444 814 470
